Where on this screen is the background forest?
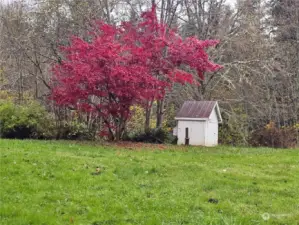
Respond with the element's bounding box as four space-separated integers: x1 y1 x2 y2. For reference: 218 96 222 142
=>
0 0 298 147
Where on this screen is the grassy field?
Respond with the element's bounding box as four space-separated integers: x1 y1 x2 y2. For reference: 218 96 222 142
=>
0 139 299 225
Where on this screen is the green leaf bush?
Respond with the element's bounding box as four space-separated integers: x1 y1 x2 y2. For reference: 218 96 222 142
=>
55 120 95 140
0 100 55 139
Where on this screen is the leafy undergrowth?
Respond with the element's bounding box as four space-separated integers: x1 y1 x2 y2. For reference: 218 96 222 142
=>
0 139 299 225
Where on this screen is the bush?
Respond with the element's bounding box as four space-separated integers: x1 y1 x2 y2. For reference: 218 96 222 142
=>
219 123 246 146
249 121 298 148
0 100 55 139
0 97 97 140
218 110 248 146
126 106 146 136
125 128 175 144
126 104 176 139
56 121 95 140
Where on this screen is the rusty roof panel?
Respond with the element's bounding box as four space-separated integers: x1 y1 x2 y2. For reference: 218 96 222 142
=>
176 101 217 118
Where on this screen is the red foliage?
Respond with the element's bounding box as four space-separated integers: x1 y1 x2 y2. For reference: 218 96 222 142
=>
51 5 222 140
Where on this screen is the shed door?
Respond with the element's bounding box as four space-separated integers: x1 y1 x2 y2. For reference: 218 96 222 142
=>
191 121 205 145
206 122 218 146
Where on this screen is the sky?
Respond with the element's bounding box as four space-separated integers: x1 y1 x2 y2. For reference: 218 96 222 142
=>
227 0 237 6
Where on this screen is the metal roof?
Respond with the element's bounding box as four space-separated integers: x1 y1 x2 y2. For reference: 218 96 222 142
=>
175 101 220 120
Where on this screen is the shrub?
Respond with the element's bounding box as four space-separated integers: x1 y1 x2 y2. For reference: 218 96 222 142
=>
219 123 246 146
126 106 147 136
55 120 95 140
0 97 97 140
218 110 248 146
249 121 298 148
125 128 175 144
126 104 176 139
0 100 55 139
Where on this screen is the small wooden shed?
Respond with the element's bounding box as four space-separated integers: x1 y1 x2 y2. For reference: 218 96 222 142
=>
173 101 222 146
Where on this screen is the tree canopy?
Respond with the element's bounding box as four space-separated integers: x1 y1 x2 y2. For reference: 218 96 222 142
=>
51 5 222 140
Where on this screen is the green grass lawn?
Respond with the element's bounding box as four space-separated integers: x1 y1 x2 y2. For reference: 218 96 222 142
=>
0 139 299 225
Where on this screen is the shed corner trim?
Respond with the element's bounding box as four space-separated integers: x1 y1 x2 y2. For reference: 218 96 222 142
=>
213 102 223 124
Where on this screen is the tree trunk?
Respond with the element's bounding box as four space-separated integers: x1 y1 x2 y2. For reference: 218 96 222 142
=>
145 108 151 132
114 117 127 141
34 65 38 99
18 71 23 103
156 99 165 129
144 101 152 132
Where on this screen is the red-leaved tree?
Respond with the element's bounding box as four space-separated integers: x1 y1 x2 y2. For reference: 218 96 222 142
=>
51 5 222 141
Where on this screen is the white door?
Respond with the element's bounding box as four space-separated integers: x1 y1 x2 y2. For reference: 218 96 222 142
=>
206 122 218 146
